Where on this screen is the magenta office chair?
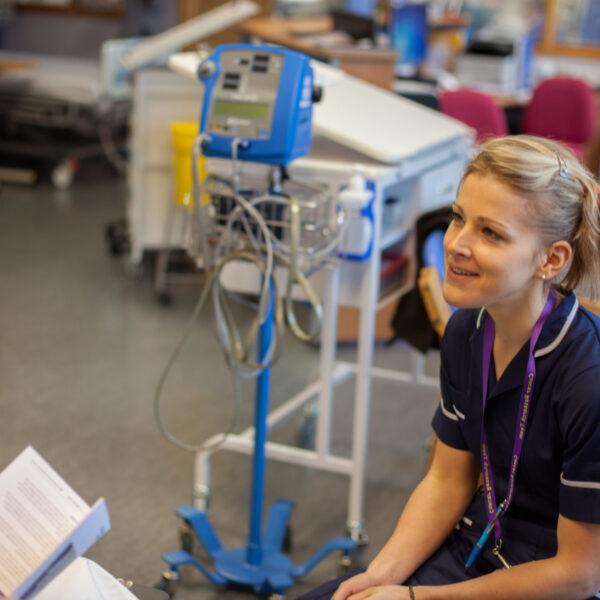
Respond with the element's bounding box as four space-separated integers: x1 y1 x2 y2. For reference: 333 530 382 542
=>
440 89 508 143
521 76 597 160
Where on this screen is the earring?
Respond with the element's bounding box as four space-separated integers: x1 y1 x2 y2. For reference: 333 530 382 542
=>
542 274 546 280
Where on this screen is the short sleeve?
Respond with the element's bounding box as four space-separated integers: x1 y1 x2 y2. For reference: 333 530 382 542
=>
432 311 470 450
557 366 600 524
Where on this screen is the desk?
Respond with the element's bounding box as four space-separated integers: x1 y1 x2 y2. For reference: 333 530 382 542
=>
237 16 398 90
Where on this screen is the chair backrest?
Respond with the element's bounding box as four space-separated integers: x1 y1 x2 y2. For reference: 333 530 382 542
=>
418 228 455 338
440 88 508 143
521 76 597 153
422 229 446 281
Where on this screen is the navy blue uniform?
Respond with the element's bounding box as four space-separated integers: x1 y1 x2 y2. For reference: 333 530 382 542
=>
428 291 600 597
297 292 600 600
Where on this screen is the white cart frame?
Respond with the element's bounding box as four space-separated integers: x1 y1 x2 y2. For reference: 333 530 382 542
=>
128 65 472 538
191 149 467 538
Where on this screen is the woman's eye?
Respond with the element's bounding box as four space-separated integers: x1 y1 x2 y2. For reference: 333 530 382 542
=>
483 227 501 241
450 210 463 223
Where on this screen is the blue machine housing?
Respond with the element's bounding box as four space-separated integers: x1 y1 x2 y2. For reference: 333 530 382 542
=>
198 44 315 166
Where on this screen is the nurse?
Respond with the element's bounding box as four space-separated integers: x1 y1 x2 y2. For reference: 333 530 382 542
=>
299 136 600 600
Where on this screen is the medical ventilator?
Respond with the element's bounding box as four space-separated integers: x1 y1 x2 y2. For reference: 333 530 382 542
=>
155 44 355 597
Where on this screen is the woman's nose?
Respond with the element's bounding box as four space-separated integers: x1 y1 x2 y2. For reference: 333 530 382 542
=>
444 226 472 257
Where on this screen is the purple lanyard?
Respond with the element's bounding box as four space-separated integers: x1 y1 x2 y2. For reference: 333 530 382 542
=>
480 292 555 542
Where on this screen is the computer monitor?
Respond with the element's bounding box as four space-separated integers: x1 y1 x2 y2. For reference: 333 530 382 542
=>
389 3 427 76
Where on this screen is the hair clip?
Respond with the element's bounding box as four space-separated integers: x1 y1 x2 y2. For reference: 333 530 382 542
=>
556 153 569 178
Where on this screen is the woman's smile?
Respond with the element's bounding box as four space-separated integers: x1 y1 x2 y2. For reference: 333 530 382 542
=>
447 264 479 280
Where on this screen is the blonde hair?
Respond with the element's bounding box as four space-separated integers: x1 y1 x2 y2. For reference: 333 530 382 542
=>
461 135 600 298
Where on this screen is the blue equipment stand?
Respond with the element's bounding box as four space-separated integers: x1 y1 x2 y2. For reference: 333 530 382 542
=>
162 289 356 596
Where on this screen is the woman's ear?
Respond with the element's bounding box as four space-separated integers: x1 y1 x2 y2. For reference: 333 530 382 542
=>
538 241 572 280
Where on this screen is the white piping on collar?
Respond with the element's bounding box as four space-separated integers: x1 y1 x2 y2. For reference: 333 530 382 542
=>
476 307 485 328
534 297 578 358
476 299 577 357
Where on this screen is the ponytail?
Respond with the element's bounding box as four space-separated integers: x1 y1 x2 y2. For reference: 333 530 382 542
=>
561 181 600 297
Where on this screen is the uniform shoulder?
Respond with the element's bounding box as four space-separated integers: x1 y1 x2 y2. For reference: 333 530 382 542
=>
441 308 482 347
570 304 600 364
547 301 600 378
562 301 600 352
577 304 600 337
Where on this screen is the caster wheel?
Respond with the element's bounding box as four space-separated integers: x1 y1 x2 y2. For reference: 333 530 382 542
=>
348 543 367 571
105 220 130 256
336 554 352 577
179 523 194 554
179 520 211 561
282 524 292 554
156 291 172 306
155 570 179 598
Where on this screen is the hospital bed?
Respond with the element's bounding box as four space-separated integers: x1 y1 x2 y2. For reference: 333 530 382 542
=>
0 1 261 192
0 50 129 188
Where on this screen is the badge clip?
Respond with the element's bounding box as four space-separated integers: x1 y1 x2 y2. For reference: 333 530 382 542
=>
493 540 511 569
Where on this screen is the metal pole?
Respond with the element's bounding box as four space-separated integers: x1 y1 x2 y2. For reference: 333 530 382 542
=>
246 282 274 565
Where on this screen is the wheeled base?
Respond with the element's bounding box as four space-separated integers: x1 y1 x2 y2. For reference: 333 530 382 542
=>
162 500 356 596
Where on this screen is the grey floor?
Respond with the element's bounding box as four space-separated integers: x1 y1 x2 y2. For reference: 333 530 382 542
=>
0 160 440 599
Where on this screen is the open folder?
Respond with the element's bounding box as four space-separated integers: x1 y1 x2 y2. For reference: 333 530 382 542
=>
0 446 110 599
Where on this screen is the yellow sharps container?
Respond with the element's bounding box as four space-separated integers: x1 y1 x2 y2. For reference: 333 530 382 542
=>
171 121 207 206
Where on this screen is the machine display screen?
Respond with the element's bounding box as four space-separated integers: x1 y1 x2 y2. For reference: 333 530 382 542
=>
213 99 270 120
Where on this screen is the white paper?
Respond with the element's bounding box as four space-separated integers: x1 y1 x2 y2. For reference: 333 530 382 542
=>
0 447 110 599
34 557 138 600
